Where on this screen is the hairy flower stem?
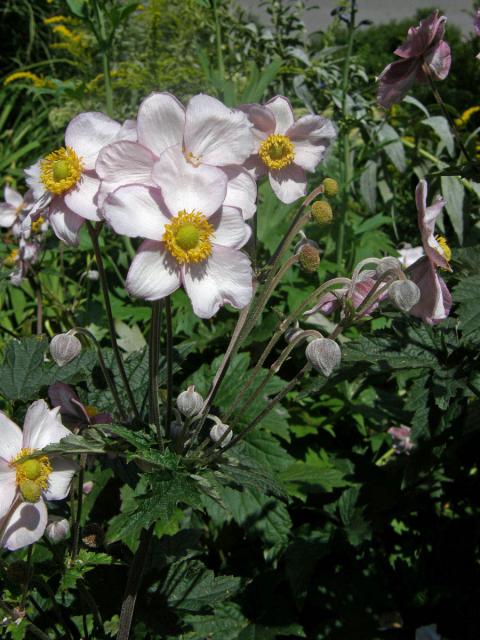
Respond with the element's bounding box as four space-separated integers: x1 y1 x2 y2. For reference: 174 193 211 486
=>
336 0 357 270
117 525 153 640
72 327 128 422
71 457 86 561
149 301 163 449
87 222 140 423
165 296 174 438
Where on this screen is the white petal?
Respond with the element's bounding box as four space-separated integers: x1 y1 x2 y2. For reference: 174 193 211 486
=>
0 499 48 551
96 141 156 206
266 96 295 134
222 165 257 220
0 461 17 519
63 171 101 221
23 400 72 451
49 200 85 246
183 246 253 319
24 160 45 201
126 240 181 301
0 204 17 228
0 412 22 461
269 164 307 204
104 184 169 241
184 94 254 166
151 146 227 217
210 206 251 248
4 186 23 209
44 457 77 501
288 115 337 172
137 92 185 158
114 118 137 142
65 112 122 170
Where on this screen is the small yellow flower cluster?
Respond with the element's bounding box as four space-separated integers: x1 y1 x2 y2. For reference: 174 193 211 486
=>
43 15 73 25
4 71 54 89
454 106 480 129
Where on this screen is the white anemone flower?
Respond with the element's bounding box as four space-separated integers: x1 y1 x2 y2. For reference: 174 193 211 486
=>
95 92 257 220
24 114 136 245
0 187 25 228
103 146 253 318
0 400 76 551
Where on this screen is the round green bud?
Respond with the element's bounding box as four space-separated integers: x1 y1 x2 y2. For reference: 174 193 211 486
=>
298 244 320 273
19 479 42 503
322 178 339 198
311 200 333 225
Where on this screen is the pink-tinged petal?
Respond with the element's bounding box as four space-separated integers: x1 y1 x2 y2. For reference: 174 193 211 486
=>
4 186 23 209
408 257 450 324
183 245 253 319
222 165 257 220
0 412 22 461
351 277 381 315
0 499 48 551
137 92 185 158
236 104 275 143
126 240 181 301
184 94 254 166
65 112 122 170
114 118 137 143
377 58 420 109
63 171 101 221
22 400 72 451
48 382 86 425
398 245 425 268
104 185 169 241
287 115 336 172
210 206 251 249
151 146 227 217
415 180 449 269
49 199 85 246
96 141 156 206
0 461 16 519
0 204 17 227
268 164 307 204
24 161 45 201
243 154 268 180
425 40 451 80
266 96 295 134
394 12 446 58
306 291 342 316
44 457 77 501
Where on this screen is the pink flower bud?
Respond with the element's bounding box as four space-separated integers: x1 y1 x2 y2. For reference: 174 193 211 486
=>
82 481 94 495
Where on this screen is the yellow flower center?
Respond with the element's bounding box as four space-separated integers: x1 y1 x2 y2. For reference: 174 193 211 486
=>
163 210 214 264
4 248 19 267
12 448 52 503
259 134 295 171
31 216 45 234
40 146 84 195
85 405 99 418
435 235 452 262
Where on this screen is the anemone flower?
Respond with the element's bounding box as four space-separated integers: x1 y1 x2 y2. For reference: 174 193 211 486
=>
48 382 112 430
24 114 136 245
0 400 76 551
238 96 336 204
377 11 451 109
95 92 257 220
103 146 253 318
408 180 452 325
0 187 25 228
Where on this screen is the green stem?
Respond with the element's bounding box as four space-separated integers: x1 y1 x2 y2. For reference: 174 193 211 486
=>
165 296 174 438
71 458 86 561
212 0 225 80
87 222 140 423
102 52 114 118
149 301 163 448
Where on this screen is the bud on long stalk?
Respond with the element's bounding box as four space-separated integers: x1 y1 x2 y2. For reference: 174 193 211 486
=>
50 332 82 367
305 338 341 377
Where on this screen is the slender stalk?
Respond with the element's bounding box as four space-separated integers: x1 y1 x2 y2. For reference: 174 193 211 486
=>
149 301 163 448
117 526 153 640
165 296 174 437
71 457 86 561
21 545 34 609
35 278 43 335
212 0 225 80
87 222 140 423
336 0 357 269
101 52 114 118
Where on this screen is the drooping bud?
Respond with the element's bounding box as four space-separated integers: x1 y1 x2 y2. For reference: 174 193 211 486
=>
210 422 233 447
86 269 99 281
388 280 421 312
297 242 320 273
49 332 82 367
310 199 333 225
176 385 203 418
83 481 94 495
19 479 42 503
305 338 341 377
322 177 339 198
284 323 303 344
376 256 402 278
45 516 70 543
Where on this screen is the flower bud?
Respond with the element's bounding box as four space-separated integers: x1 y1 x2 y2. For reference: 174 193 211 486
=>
50 333 82 367
305 338 341 377
376 256 402 278
176 385 203 418
210 422 233 447
297 243 320 273
19 479 42 503
322 177 339 198
86 269 99 281
82 481 94 495
310 200 333 225
388 280 421 312
388 426 414 455
45 516 70 543
284 323 303 344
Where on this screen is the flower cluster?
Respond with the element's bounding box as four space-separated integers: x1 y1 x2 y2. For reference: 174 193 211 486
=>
20 92 335 318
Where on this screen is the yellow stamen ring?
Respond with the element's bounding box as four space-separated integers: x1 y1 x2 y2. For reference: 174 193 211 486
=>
4 248 19 267
40 146 84 195
435 235 452 262
259 134 295 171
163 210 214 264
31 216 46 234
12 448 53 499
